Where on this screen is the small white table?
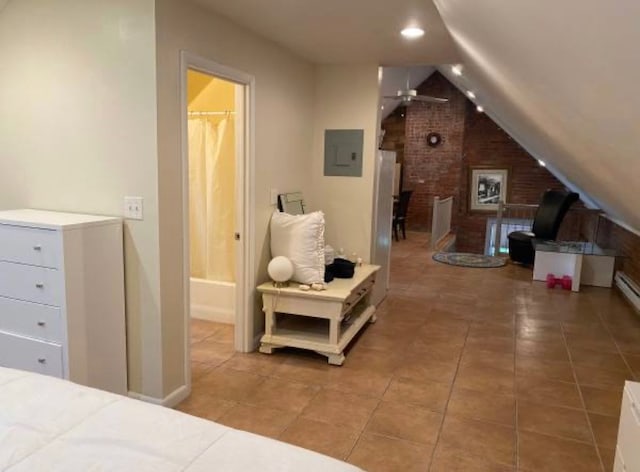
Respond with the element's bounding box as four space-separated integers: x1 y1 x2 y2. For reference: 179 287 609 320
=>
257 265 379 365
533 240 617 292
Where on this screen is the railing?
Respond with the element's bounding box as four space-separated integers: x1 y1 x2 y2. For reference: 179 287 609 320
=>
489 202 601 256
431 196 454 249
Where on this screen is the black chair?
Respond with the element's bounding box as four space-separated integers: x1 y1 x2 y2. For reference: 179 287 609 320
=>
508 189 579 265
393 190 413 241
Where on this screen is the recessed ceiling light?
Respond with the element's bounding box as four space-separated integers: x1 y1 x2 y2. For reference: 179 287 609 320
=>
401 27 425 39
476 105 484 113
466 91 476 99
538 160 546 167
452 65 463 76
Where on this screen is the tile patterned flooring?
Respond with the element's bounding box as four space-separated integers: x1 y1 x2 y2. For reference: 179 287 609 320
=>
177 232 640 471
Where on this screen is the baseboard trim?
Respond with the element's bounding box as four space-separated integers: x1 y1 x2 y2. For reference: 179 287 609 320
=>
128 384 190 408
191 304 234 324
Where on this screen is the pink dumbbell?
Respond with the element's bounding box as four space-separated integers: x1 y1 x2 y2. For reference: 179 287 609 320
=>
546 274 572 290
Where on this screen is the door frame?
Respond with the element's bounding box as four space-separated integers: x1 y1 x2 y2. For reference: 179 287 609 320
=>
179 51 256 390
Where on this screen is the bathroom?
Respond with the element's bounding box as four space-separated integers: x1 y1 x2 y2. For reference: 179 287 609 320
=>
187 69 243 358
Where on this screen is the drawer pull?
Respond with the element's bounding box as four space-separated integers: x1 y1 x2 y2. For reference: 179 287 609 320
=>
37 321 46 327
35 283 44 289
33 245 42 251
37 358 46 364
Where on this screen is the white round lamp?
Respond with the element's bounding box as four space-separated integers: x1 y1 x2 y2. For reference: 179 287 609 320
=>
268 256 294 286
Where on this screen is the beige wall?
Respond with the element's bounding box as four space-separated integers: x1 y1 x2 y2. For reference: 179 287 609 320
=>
0 0 164 398
0 0 380 401
155 0 315 395
309 65 381 261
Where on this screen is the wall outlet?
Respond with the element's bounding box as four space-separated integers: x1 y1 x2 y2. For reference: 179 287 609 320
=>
124 196 144 220
270 188 279 206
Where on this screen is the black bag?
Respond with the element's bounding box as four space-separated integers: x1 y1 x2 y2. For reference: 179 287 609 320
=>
326 258 355 279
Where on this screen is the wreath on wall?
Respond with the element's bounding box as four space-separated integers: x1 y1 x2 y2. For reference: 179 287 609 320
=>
426 132 442 147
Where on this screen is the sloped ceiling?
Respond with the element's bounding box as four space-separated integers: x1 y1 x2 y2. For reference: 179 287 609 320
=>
380 66 436 119
433 0 640 232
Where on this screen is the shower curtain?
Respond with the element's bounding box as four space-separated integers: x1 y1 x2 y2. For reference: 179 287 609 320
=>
188 117 236 282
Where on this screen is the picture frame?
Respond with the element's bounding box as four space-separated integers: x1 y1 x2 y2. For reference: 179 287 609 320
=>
469 167 509 211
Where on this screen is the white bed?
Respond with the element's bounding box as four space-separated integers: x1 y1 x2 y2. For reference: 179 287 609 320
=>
0 367 362 471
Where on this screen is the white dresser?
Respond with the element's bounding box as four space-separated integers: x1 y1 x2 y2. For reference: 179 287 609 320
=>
0 209 127 394
615 381 640 472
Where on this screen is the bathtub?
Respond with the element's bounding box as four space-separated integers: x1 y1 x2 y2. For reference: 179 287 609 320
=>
190 278 235 324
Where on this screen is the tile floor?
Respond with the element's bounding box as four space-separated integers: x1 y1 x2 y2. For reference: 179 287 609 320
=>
177 232 639 471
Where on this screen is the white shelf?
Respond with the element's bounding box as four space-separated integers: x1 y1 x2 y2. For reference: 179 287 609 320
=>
258 265 379 365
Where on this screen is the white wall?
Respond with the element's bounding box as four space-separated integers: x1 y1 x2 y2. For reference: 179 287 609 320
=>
155 0 315 395
309 65 381 261
0 0 163 398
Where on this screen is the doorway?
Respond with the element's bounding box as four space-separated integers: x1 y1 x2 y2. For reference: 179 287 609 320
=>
180 53 255 391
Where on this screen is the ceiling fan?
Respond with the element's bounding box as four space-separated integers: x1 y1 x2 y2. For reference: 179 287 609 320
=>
384 72 448 106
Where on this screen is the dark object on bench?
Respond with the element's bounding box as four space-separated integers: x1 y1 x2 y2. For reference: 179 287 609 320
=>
393 190 413 241
507 190 579 265
326 258 355 279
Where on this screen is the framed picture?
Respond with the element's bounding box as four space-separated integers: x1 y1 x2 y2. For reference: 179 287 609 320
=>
469 168 509 211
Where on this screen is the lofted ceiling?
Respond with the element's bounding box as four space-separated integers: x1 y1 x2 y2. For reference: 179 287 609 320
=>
192 0 459 65
380 66 436 119
433 0 640 232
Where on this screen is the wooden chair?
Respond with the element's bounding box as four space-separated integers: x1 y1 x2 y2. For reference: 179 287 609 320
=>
393 190 413 241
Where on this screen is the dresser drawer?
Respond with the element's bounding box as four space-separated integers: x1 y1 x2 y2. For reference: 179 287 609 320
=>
0 296 63 342
343 273 377 314
0 331 63 378
0 262 62 306
0 224 60 269
618 384 640 472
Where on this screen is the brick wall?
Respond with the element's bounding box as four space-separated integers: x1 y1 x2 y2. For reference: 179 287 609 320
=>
380 109 406 163
399 73 467 231
583 216 640 287
382 71 573 252
458 101 570 253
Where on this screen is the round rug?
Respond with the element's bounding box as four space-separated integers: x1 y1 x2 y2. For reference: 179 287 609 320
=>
432 252 506 268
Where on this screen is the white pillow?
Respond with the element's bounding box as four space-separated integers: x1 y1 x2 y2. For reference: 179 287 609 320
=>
270 210 325 284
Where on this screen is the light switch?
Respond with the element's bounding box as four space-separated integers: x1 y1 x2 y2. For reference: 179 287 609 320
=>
124 196 144 220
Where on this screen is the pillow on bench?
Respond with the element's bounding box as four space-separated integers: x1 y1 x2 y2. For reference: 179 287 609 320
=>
270 210 325 284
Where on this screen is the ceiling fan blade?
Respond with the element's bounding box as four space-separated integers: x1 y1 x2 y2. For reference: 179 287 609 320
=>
413 95 449 103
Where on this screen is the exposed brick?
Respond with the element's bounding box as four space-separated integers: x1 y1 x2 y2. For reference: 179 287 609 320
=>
583 216 640 287
382 72 640 289
383 71 572 253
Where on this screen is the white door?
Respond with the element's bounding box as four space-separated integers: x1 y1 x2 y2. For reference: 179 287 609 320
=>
370 150 396 306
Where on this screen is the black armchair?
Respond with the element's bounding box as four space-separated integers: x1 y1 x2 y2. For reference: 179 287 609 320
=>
507 190 579 265
393 190 413 241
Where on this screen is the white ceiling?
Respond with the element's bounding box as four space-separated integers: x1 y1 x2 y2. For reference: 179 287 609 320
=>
0 1 10 13
434 0 640 232
380 66 436 119
193 0 459 65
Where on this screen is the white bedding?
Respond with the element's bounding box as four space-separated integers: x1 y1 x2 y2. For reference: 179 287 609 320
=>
0 367 362 471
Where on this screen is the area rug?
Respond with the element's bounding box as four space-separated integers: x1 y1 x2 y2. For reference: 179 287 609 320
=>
432 252 506 268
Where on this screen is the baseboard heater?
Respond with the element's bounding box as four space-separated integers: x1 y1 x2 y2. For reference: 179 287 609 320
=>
615 271 640 313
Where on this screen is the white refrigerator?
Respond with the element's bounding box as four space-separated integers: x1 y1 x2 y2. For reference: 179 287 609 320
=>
370 150 396 306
